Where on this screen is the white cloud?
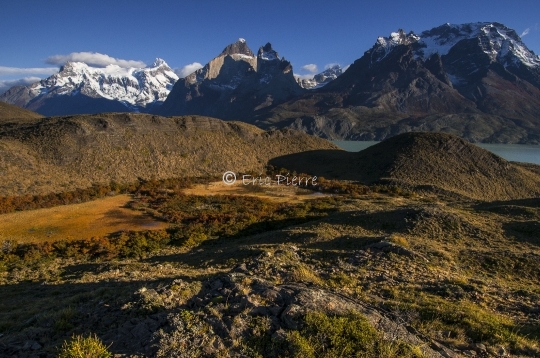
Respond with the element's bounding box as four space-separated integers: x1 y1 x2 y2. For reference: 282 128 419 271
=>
0 66 58 77
521 28 530 37
301 64 318 73
324 63 340 70
343 64 350 72
294 74 315 80
46 52 146 68
0 76 41 94
175 62 203 78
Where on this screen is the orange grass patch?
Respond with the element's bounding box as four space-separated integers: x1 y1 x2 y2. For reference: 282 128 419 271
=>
181 181 329 203
0 195 167 243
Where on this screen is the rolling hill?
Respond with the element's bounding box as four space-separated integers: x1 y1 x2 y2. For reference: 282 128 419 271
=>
269 132 540 200
0 113 338 196
0 101 43 121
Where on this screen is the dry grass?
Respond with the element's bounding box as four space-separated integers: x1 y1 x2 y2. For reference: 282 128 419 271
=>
181 180 328 203
58 334 112 358
0 113 338 196
0 195 167 242
0 101 43 121
1 189 539 356
270 132 540 201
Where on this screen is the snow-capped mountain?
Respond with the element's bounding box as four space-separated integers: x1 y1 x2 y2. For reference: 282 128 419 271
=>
369 29 420 63
295 65 343 89
371 22 540 66
323 21 540 109
424 23 538 67
0 59 178 116
160 39 304 119
367 22 540 88
417 22 540 88
3 21 539 144
262 22 540 144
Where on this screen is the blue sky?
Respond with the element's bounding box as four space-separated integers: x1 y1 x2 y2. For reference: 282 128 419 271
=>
1 0 539 93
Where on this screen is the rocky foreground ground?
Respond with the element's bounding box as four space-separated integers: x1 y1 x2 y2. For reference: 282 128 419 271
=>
1 186 538 357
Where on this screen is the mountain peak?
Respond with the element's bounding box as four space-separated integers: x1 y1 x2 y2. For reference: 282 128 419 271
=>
325 64 342 71
1 57 178 116
376 29 419 47
367 22 540 69
417 22 540 67
258 43 279 61
58 61 88 74
151 58 168 67
370 29 420 63
220 39 254 57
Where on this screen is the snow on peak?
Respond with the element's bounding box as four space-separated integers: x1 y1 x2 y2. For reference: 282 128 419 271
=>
417 22 540 67
370 22 540 68
326 64 341 70
258 43 279 61
295 64 343 89
61 61 89 71
151 58 168 67
238 38 246 43
372 29 419 63
376 29 419 47
390 32 402 41
29 59 178 110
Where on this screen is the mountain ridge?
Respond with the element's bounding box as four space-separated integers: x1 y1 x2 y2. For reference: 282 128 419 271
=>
2 22 540 143
0 59 178 116
0 112 337 196
257 21 540 143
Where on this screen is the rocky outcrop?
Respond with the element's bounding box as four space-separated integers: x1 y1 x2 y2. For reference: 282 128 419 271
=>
152 272 452 358
221 38 254 57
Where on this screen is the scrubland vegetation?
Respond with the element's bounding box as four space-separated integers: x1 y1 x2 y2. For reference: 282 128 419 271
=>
0 174 539 357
